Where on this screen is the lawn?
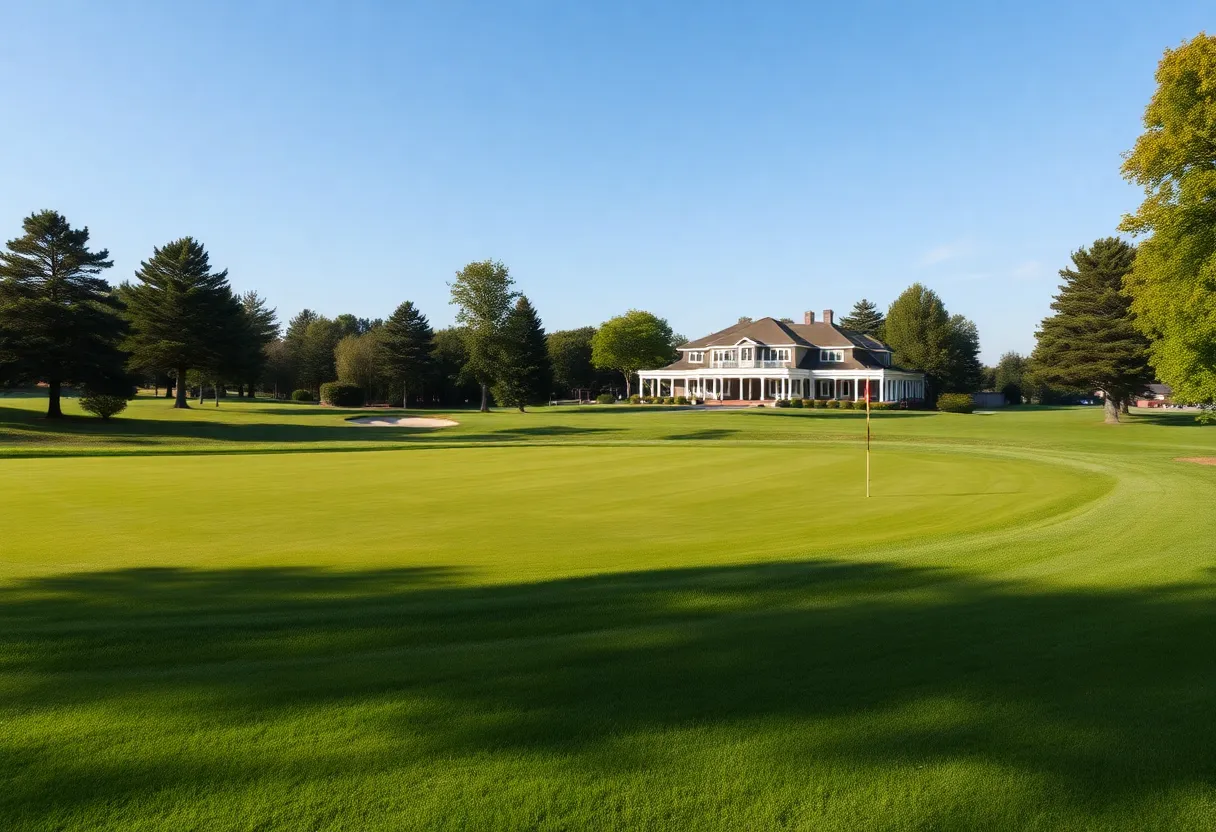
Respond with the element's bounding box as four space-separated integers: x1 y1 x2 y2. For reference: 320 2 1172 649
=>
1 394 1214 830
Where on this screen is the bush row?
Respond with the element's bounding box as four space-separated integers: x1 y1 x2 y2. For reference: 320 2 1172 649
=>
773 398 898 410
625 395 690 405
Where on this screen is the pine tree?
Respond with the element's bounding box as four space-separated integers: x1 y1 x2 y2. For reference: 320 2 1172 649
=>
380 301 433 408
840 298 885 337
1030 238 1154 423
122 237 240 408
493 296 551 412
0 210 128 417
234 291 279 397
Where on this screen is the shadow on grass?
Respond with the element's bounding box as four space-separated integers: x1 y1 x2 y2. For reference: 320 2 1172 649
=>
1 560 1213 826
664 428 740 440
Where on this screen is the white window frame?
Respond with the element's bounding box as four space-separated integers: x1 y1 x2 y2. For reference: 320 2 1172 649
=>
820 349 844 363
688 351 704 363
759 347 791 362
711 349 737 362
817 379 833 397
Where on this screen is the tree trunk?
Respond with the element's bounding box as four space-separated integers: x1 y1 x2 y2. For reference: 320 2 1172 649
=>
1103 395 1120 424
199 382 205 405
174 368 189 408
47 378 63 418
624 372 632 398
403 383 408 411
1120 398 1130 415
480 382 489 413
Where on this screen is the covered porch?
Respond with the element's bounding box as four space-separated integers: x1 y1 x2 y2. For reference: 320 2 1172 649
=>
637 372 925 403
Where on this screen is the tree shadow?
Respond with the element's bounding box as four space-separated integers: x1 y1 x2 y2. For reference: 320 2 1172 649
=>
2 560 1213 827
664 428 740 440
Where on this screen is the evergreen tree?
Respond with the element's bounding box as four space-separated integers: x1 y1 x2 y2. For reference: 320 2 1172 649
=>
1031 238 1154 423
840 298 886 338
431 327 481 407
449 260 517 412
993 351 1028 404
884 284 952 401
0 210 129 417
380 301 434 408
122 237 239 408
234 291 279 397
493 296 551 411
944 314 984 393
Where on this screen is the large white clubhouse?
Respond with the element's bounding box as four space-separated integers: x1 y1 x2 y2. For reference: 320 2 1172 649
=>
639 310 926 403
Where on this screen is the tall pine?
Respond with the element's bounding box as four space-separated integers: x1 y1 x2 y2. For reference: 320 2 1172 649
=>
0 210 128 417
493 296 551 412
1030 238 1154 423
380 301 433 408
123 237 240 409
840 298 885 337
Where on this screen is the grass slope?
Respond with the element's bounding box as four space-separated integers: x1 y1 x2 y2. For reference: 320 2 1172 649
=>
1 393 1214 830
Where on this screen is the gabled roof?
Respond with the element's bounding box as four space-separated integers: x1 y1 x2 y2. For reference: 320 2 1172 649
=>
678 316 885 351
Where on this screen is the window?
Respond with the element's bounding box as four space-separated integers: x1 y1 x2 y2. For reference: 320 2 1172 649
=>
688 351 704 363
820 349 844 362
759 347 791 362
740 347 752 361
818 379 833 397
711 349 737 363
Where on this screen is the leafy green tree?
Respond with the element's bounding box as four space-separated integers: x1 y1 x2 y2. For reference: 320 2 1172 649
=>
0 210 128 417
122 238 240 409
840 298 886 338
449 260 517 412
944 314 983 393
380 301 433 408
1030 238 1154 423
431 327 481 407
493 296 551 411
1120 33 1216 408
994 351 1028 404
297 317 343 394
547 326 607 398
591 309 675 398
884 284 952 401
335 331 385 400
261 339 295 398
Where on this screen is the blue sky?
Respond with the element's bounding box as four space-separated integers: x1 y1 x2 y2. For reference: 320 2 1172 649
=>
1 1 1209 361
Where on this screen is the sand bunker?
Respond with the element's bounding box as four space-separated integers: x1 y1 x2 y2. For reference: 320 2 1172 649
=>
1177 457 1216 466
349 416 458 428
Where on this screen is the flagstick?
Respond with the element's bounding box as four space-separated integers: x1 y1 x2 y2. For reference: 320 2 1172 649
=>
865 380 872 498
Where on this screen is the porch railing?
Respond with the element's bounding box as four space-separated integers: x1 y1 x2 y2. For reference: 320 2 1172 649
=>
709 359 791 369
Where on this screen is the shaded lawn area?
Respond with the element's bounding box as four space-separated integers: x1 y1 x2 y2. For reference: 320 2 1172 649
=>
2 561 1213 831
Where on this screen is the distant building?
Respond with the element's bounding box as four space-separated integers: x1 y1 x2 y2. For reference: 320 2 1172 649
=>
1135 384 1173 408
637 311 926 403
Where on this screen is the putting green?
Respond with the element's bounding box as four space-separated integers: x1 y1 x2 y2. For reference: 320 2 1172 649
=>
0 444 1109 584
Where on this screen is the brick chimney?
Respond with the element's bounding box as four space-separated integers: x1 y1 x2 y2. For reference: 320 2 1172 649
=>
803 310 815 325
823 309 834 325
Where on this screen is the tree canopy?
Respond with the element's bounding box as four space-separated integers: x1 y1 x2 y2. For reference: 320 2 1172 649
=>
1120 33 1216 407
1030 238 1154 423
591 310 676 397
884 284 981 400
0 210 129 417
379 300 433 408
122 237 239 408
493 296 551 411
993 351 1028 404
449 260 517 412
840 298 885 338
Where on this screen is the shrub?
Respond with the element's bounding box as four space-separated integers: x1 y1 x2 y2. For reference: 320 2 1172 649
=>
827 399 841 409
839 399 854 409
596 392 615 405
774 398 790 408
79 392 129 420
871 401 895 411
790 397 804 408
665 396 676 405
937 392 975 413
1196 406 1216 425
811 399 825 408
291 389 314 402
675 395 689 405
319 382 365 408
629 394 642 404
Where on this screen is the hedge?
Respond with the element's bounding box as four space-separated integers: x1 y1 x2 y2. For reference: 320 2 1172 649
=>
790 398 804 408
319 382 365 408
596 392 616 404
629 394 642 404
675 395 689 405
291 389 314 402
937 392 975 413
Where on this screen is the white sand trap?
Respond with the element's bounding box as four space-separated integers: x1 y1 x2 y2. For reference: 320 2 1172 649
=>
349 415 459 428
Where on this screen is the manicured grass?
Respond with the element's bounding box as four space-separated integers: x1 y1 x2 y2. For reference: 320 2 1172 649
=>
1 393 1214 830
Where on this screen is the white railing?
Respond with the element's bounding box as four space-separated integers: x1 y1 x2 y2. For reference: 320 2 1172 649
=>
709 359 790 369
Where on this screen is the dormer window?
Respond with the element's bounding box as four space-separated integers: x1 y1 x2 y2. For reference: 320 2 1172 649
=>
688 351 704 363
820 349 844 362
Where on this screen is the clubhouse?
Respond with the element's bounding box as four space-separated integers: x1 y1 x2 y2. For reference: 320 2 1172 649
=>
639 311 926 403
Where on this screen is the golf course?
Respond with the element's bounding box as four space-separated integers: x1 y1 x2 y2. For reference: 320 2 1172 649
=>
1 394 1213 830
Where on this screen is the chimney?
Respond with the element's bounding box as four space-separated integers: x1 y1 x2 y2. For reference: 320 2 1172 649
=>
803 310 815 325
823 309 834 326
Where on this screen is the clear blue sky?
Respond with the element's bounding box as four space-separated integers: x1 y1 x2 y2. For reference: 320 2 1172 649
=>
2 1 1209 361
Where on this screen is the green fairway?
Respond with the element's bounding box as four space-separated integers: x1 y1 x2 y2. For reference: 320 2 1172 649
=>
2 395 1214 830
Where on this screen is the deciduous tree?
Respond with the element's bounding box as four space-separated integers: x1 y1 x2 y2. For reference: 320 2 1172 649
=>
449 260 517 412
493 296 551 411
1120 33 1216 409
0 210 128 417
1030 238 1154 423
591 309 675 398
